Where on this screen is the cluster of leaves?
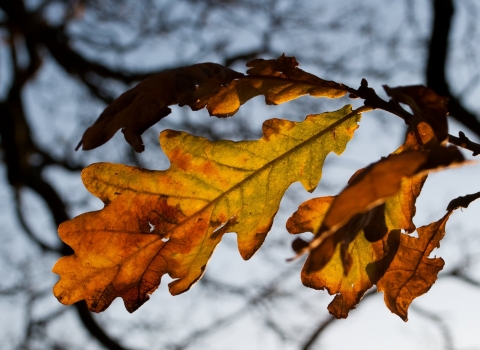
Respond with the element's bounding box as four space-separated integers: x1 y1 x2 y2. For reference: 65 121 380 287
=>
53 55 477 321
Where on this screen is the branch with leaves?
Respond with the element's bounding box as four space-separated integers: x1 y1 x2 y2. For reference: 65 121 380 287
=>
52 55 477 323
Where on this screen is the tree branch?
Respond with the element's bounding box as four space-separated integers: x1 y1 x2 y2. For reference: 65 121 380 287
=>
426 0 480 137
447 131 480 156
446 191 480 211
0 8 131 344
300 290 377 350
14 189 59 252
75 302 130 350
347 80 480 155
410 304 454 350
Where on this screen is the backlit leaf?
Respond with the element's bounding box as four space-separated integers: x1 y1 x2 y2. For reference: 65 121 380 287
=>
78 55 348 152
287 172 426 318
193 54 348 117
376 212 453 321
53 105 361 313
287 122 464 319
384 85 449 142
288 196 382 318
304 144 463 261
77 63 243 152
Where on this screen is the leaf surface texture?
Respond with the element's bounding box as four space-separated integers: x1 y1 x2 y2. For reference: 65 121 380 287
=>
53 105 361 312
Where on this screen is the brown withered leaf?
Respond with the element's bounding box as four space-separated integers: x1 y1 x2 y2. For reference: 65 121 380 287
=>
287 170 425 318
384 85 449 142
193 54 347 116
306 145 463 259
53 105 361 313
376 212 452 321
78 55 348 152
307 151 428 253
77 63 243 152
287 122 464 319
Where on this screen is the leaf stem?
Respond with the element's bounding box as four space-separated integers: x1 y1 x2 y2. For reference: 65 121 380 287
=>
345 80 480 156
447 132 480 156
446 191 480 211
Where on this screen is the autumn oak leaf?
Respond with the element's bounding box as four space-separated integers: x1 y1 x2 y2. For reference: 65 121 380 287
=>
384 85 449 142
287 122 464 319
376 212 452 321
77 63 243 152
287 172 426 318
53 105 361 313
304 145 463 262
194 54 348 117
287 196 383 318
77 55 348 152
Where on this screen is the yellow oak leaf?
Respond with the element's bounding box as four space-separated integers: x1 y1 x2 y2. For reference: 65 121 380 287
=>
53 105 361 313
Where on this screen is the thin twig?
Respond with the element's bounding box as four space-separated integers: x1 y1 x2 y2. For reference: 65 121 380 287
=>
448 132 480 156
410 304 454 350
446 191 480 211
346 79 480 155
300 289 378 350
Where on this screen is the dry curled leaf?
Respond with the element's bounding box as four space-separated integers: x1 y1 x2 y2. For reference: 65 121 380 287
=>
77 63 243 152
384 85 449 142
287 122 464 319
309 151 427 247
193 54 348 116
78 55 348 152
287 173 425 318
376 212 453 321
305 145 463 260
288 196 383 318
53 105 361 313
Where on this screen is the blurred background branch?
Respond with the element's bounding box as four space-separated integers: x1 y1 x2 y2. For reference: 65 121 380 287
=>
1 0 479 349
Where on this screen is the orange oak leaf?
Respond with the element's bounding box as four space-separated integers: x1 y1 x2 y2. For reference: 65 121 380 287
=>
286 171 425 318
304 145 463 262
375 212 453 321
78 55 348 152
308 151 427 250
287 123 464 319
53 105 362 313
384 85 449 142
287 196 380 318
192 54 348 117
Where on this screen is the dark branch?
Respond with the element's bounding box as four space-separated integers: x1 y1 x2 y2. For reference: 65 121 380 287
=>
299 315 336 350
426 0 480 137
0 6 130 345
448 269 480 288
300 290 377 350
410 304 454 350
446 191 480 211
448 131 480 156
75 302 130 350
14 189 59 252
347 80 480 155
